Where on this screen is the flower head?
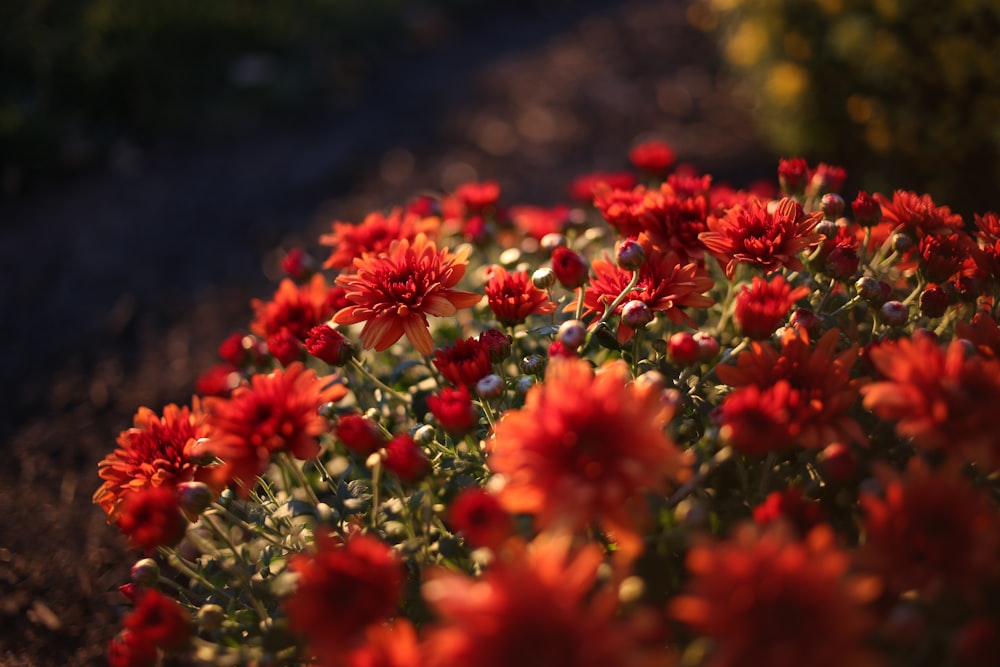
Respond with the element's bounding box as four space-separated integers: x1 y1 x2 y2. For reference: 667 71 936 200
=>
447 487 512 551
700 197 822 279
876 190 964 238
116 486 188 554
251 273 338 341
123 589 191 652
629 139 676 173
734 274 810 340
321 208 440 270
483 266 556 326
428 385 478 437
334 234 482 356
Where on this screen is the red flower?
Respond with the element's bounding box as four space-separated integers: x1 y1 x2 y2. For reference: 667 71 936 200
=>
305 324 355 366
116 486 188 554
629 139 676 173
734 274 810 340
488 358 686 553
636 182 711 263
344 620 422 667
383 434 430 483
123 589 191 651
204 363 346 492
508 204 569 241
334 234 482 356
669 524 876 667
478 328 511 362
700 197 822 280
454 180 500 214
194 363 241 397
107 630 156 667
266 327 303 365
428 386 478 437
285 533 404 661
447 487 511 550
806 162 846 197
716 380 799 455
581 242 715 344
321 208 440 270
567 171 636 204
550 246 590 289
483 266 556 326
876 189 964 238
433 337 493 387
917 232 982 284
281 247 314 281
778 157 810 194
858 459 1000 601
956 312 1000 358
852 191 882 227
593 185 646 238
251 274 338 341
861 333 1000 470
94 402 210 521
753 487 825 536
335 413 386 457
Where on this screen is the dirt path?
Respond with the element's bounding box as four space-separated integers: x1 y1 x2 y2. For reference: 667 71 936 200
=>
0 2 773 663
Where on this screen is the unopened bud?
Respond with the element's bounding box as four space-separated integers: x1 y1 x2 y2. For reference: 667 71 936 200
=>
668 331 700 367
855 276 881 301
820 193 845 220
557 319 588 349
814 219 837 240
891 233 914 254
177 481 213 518
693 331 720 361
879 300 909 327
475 374 505 399
412 424 436 446
615 239 647 270
531 267 556 289
621 300 653 329
197 604 225 633
540 232 567 252
515 376 536 393
520 354 546 375
130 558 160 587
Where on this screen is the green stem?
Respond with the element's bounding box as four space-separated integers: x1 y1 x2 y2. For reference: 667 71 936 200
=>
596 270 641 327
350 357 411 403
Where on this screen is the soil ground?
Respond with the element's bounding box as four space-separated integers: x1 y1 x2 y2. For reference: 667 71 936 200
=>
0 2 773 663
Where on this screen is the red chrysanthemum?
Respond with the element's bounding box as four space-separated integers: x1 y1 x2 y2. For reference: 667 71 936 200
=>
636 182 711 263
700 197 822 280
629 139 676 173
94 401 210 521
251 273 338 341
383 434 430 483
876 190 964 238
333 234 482 356
508 204 569 241
593 185 647 238
956 311 1000 358
123 589 192 652
734 274 810 340
715 380 799 455
320 208 440 270
454 180 500 214
581 242 715 344
752 487 825 536
305 323 355 366
427 385 478 437
422 533 643 667
285 532 404 662
107 629 156 667
447 487 512 551
861 332 1000 470
778 157 810 194
669 523 877 667
335 413 386 457
432 337 493 387
203 362 346 492
343 620 422 667
717 328 867 448
488 358 686 552
858 459 1000 602
567 171 636 204
115 486 188 554
917 232 982 284
483 265 556 326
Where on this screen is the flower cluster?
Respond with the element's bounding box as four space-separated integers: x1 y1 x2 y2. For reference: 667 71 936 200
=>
97 140 1000 667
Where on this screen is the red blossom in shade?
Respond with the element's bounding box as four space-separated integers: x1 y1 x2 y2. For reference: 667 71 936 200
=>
108 629 157 667
94 401 211 521
281 247 314 281
251 274 338 341
447 487 512 550
956 312 1000 358
700 197 823 280
203 363 346 492
218 332 249 366
973 211 1000 281
422 533 643 667
333 234 482 356
483 266 556 326
305 324 355 366
550 246 590 289
876 190 964 238
581 242 715 344
335 414 386 457
454 181 500 214
806 162 846 197
320 208 440 271
717 328 867 448
124 589 192 652
116 486 188 554
669 524 876 667
858 459 1000 601
734 274 810 340
509 204 569 241
568 171 636 204
628 139 676 173
266 327 303 366
753 487 826 536
917 232 983 284
344 619 423 667
593 185 646 238
778 157 810 194
861 332 1000 470
852 191 882 227
637 182 711 263
383 434 430 483
194 363 241 397
814 224 860 280
427 386 478 437
715 380 799 455
285 533 404 661
478 328 511 362
433 337 493 387
488 358 686 556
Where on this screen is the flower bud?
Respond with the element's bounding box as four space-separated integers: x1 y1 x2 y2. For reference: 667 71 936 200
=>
615 238 647 270
475 373 505 399
818 442 857 484
197 604 225 633
820 193 845 220
412 424 436 446
557 319 588 349
478 329 512 363
515 376 536 393
789 308 821 335
540 232 566 252
879 300 909 327
519 354 546 375
550 246 589 289
851 191 882 227
621 300 653 330
383 434 429 483
891 232 914 254
918 284 950 318
814 219 837 240
335 414 386 456
531 267 556 290
304 324 355 366
855 276 881 302
693 331 719 361
130 558 160 587
177 481 213 518
668 331 700 367
281 248 315 281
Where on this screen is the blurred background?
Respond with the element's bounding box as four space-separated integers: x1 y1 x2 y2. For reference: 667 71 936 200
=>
0 0 996 664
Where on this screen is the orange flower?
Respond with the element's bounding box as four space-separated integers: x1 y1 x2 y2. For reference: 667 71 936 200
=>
861 332 1000 469
669 523 877 667
700 197 822 280
343 620 422 667
858 459 1000 602
488 358 686 553
734 274 810 340
422 533 648 667
716 328 866 448
94 401 210 521
320 208 440 271
581 242 715 344
251 273 337 341
876 189 964 238
333 234 481 356
203 362 346 491
484 265 556 326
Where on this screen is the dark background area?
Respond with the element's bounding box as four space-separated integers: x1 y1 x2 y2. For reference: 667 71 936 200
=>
0 1 774 664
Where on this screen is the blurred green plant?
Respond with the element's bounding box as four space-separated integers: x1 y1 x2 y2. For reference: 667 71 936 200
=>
691 0 1000 214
